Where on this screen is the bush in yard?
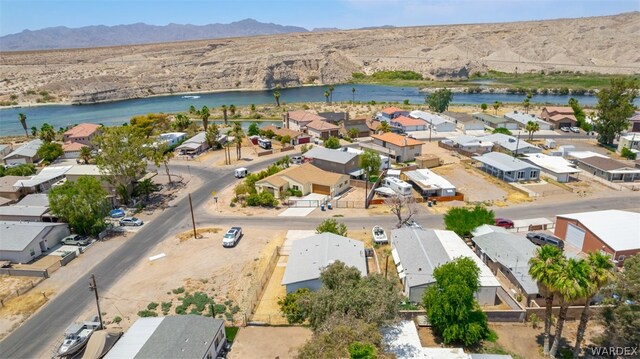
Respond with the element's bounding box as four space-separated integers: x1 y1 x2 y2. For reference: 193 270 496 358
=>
443 205 495 237
113 316 122 324
324 136 341 149
278 288 310 324
161 302 172 314
621 147 637 160
147 302 159 310
172 287 185 294
137 310 158 317
316 218 348 236
246 193 261 206
492 127 512 136
258 191 278 207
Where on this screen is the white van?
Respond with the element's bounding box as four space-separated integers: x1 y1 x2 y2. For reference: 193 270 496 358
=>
234 167 248 178
291 156 303 164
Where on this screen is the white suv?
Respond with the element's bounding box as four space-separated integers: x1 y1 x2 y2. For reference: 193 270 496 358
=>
222 227 242 247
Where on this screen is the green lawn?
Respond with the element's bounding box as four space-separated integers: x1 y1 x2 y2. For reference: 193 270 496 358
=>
225 326 239 342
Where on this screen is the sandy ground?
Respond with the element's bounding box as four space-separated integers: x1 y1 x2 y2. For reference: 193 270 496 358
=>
252 257 288 325
432 164 509 203
229 326 313 359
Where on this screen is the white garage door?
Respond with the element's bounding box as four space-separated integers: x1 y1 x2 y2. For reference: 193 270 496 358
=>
566 224 585 249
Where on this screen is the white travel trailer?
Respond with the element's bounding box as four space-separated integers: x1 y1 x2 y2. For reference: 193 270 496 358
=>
382 177 413 196
234 167 249 178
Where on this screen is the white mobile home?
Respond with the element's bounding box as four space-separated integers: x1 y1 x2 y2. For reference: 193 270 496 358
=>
382 177 413 196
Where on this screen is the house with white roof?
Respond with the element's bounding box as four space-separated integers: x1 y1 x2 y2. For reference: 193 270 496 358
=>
13 166 72 193
391 227 500 305
281 232 367 293
0 221 69 263
555 210 640 264
158 132 187 146
175 132 209 155
478 133 541 155
473 152 540 182
3 139 43 165
522 153 581 182
504 111 553 130
409 110 456 132
617 133 640 154
442 135 494 154
443 111 485 132
403 169 457 198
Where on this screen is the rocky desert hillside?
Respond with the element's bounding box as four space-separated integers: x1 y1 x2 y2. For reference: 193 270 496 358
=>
0 12 638 104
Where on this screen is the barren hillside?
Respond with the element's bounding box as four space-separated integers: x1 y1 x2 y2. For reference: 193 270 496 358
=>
1 12 638 104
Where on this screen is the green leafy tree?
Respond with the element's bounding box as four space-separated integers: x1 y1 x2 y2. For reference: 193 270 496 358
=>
378 121 390 133
549 258 590 358
600 255 640 349
529 245 565 355
205 123 220 149
568 98 586 128
280 135 292 145
200 106 210 131
360 149 381 179
229 104 236 116
278 288 310 324
480 103 488 112
173 113 191 131
37 142 63 164
131 113 171 137
423 257 489 346
18 113 28 138
348 127 359 139
188 105 196 114
250 104 256 112
492 101 502 115
525 120 540 141
316 218 348 236
49 176 109 236
39 123 56 143
149 142 175 183
324 90 330 104
79 146 92 164
247 122 260 136
425 88 453 113
273 91 281 107
95 126 150 203
324 136 341 149
492 127 512 136
594 78 639 145
134 178 160 202
0 164 36 177
573 252 614 358
443 206 494 237
348 342 377 359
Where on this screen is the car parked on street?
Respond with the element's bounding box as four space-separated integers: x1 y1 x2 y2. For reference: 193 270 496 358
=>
526 232 564 249
61 234 91 246
119 217 143 226
494 218 514 229
222 227 242 247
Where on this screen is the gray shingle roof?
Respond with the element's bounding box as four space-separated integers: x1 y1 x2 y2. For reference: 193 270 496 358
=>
390 228 450 288
304 147 359 165
478 133 540 152
473 152 540 172
3 139 43 160
282 233 366 285
0 221 67 251
16 194 49 207
471 232 539 295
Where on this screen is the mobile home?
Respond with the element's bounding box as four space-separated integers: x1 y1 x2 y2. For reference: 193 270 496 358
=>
382 177 413 196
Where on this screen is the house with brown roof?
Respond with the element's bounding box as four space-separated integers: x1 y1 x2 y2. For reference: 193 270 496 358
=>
377 107 409 121
0 176 29 203
366 132 424 162
443 111 485 132
540 107 577 129
318 112 348 124
282 111 327 132
390 116 428 132
255 163 349 199
62 142 88 159
305 120 340 140
341 117 371 138
261 125 311 145
574 156 640 182
62 123 102 146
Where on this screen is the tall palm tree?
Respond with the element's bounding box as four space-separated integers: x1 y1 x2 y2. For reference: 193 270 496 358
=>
352 87 356 103
379 121 391 133
525 121 540 141
30 126 38 137
221 105 228 125
201 106 210 131
39 123 56 143
324 90 330 104
549 258 590 358
273 91 281 107
229 104 236 116
529 245 565 356
328 85 334 104
572 253 614 358
523 98 531 114
18 113 28 138
492 101 502 115
231 122 245 160
79 146 92 164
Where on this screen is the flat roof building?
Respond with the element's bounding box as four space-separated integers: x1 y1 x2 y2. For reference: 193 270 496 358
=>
504 111 553 130
473 152 540 182
574 156 640 182
404 169 456 198
522 153 581 183
478 133 541 155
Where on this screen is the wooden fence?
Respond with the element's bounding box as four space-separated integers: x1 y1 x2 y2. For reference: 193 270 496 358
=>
246 246 280 323
0 277 45 308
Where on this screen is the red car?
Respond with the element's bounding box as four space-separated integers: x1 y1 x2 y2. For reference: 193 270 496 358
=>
494 218 514 229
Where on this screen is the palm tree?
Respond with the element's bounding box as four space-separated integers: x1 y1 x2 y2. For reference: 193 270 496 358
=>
529 245 565 356
201 106 210 131
18 113 28 138
79 146 92 164
221 105 228 125
492 101 502 115
281 155 291 168
352 87 356 103
525 121 540 141
572 253 614 358
273 91 281 107
229 104 236 116
189 105 196 114
324 90 330 104
549 258 590 358
379 121 391 133
523 98 531 114
328 85 334 104
30 126 38 137
135 178 160 202
231 122 245 160
39 123 56 142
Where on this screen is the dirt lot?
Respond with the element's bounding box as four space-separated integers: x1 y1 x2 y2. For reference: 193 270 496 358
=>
252 256 288 325
229 326 312 359
419 141 461 165
431 163 509 203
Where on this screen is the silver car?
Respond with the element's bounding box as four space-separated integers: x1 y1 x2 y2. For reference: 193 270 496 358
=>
119 217 143 226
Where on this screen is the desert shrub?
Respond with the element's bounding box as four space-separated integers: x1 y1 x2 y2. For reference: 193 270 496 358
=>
147 302 159 310
172 287 185 294
137 310 158 317
113 316 122 323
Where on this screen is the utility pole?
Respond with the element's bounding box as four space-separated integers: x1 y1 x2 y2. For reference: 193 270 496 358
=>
189 193 197 239
89 274 104 330
385 255 389 279
364 173 368 209
514 132 521 157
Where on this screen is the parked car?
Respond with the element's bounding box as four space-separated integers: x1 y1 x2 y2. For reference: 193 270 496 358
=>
405 220 421 229
570 127 581 133
494 218 514 229
526 232 564 249
560 127 571 133
109 208 125 218
119 217 143 226
223 227 242 247
61 234 91 246
291 156 303 164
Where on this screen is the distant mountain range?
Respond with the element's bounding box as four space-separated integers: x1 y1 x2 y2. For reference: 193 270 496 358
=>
0 19 312 51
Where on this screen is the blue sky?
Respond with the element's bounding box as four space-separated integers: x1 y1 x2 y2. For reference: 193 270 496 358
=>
0 0 638 36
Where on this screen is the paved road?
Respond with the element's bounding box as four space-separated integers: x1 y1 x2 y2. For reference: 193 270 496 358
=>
0 159 278 359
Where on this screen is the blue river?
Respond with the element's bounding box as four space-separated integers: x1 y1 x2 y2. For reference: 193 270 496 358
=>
0 84 627 136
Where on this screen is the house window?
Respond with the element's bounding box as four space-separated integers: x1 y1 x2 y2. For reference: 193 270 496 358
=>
292 185 299 191
530 171 537 179
30 248 35 256
517 171 525 179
